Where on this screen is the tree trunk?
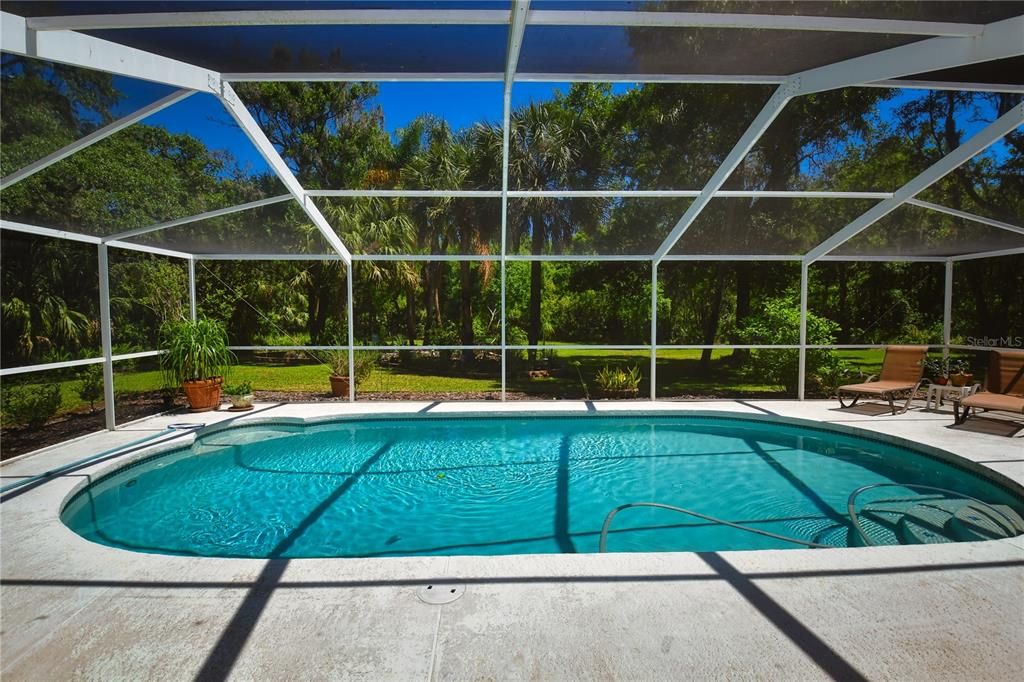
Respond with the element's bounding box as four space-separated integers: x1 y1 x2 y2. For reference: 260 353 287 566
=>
528 212 545 363
699 265 726 374
731 263 751 365
459 261 475 368
837 265 850 344
405 284 417 345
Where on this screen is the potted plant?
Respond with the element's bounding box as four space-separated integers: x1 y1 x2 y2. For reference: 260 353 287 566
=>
325 351 377 397
160 318 234 412
223 381 254 411
948 359 974 387
924 357 950 385
594 364 642 399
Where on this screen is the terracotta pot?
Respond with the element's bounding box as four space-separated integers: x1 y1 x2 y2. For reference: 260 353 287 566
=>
950 373 973 387
182 377 223 412
329 374 350 397
934 376 948 386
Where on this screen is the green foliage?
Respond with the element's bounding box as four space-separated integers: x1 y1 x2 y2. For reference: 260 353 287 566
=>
223 380 253 396
159 318 234 385
77 365 104 411
323 351 376 385
1 382 63 428
594 364 642 393
738 298 850 396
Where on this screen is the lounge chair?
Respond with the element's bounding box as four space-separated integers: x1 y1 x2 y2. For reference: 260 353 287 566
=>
954 350 1024 426
837 345 928 415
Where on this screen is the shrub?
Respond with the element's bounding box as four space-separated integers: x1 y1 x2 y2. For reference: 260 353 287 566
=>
223 381 253 396
77 365 104 411
594 364 642 393
323 351 376 386
2 383 63 428
737 298 850 396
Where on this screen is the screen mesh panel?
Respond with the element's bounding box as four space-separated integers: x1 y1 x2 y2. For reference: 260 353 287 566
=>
510 82 773 191
108 248 188 350
507 197 691 255
352 260 499 346
84 24 509 74
654 348 797 400
1 91 288 239
668 198 877 255
529 1 1024 23
124 201 336 256
0 231 100 369
0 55 176 179
830 204 1024 257
505 261 652 345
808 261 944 345
951 254 1024 345
518 26 921 76
657 261 800 344
314 197 501 255
724 89 1012 193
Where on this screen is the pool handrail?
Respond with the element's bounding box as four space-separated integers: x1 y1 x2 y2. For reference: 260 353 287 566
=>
598 501 833 552
846 482 1021 546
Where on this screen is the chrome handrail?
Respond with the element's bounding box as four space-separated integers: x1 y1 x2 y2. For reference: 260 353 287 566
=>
846 483 1020 546
598 501 832 552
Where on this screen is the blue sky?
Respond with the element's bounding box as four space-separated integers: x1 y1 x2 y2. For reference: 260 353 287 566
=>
109 76 1007 178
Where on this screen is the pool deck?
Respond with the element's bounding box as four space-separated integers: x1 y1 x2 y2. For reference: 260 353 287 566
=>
2 399 1022 681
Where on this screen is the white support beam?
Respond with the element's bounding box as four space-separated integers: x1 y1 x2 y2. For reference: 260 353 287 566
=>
804 103 1024 263
104 240 193 260
346 260 355 402
1 89 194 190
311 189 894 199
652 82 798 263
188 257 197 321
796 15 1024 95
26 9 511 31
1 11 221 93
943 259 953 361
798 261 808 401
907 198 1024 236
867 79 1024 94
309 189 502 198
0 220 101 245
103 194 293 242
26 8 983 37
501 0 530 401
950 246 1024 262
217 83 352 264
97 244 116 430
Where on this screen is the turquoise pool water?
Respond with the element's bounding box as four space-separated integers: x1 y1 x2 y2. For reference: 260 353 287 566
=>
61 415 1024 557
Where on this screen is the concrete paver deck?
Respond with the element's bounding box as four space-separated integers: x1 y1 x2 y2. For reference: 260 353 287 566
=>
2 399 1022 680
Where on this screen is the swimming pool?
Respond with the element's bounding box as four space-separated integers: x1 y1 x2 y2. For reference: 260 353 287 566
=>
61 414 1024 558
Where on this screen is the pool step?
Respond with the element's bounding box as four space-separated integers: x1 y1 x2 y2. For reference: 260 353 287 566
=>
859 497 1024 546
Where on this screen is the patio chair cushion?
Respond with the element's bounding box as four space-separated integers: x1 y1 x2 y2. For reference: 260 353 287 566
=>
838 380 918 395
960 392 1024 415
986 350 1024 397
878 345 928 384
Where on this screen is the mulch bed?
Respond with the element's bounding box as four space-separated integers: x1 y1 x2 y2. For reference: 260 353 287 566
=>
1 391 184 461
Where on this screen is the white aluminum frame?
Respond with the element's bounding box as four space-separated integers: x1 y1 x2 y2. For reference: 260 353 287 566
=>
1 3 1022 426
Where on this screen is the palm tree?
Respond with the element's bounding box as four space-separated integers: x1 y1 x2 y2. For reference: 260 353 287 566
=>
507 101 607 360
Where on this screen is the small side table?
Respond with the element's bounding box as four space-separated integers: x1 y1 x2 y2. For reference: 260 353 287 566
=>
925 383 979 410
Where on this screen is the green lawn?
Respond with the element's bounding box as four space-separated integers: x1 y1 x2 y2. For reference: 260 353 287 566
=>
2 348 928 427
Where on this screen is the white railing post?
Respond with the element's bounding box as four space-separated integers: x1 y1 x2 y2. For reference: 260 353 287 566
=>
650 261 658 400
97 244 116 429
188 257 197 321
798 261 808 401
943 259 953 361
347 260 355 402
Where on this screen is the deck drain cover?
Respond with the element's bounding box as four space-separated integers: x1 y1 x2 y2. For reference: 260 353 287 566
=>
417 583 465 605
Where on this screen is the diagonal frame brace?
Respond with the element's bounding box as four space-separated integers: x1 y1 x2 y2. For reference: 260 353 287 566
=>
0 89 195 190
216 83 352 264
803 103 1024 263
